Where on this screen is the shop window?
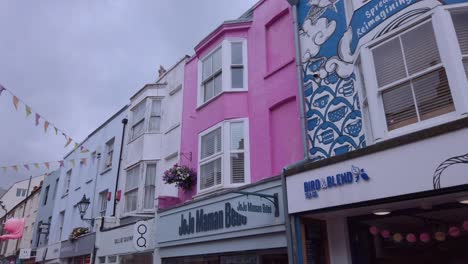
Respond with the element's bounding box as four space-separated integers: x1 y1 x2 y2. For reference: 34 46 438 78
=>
124 162 157 213
198 119 249 193
98 257 106 264
120 253 152 264
198 39 248 106
108 256 117 263
300 219 330 264
452 10 468 78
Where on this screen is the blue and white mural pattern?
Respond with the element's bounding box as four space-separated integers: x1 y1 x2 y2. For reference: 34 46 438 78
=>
297 0 465 161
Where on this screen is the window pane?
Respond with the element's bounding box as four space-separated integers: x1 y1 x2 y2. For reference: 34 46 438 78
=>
202 57 212 80
132 101 146 124
201 127 222 159
149 116 161 132
230 122 244 150
204 79 214 102
132 120 144 139
373 38 406 87
200 158 222 190
382 82 418 131
213 48 222 72
125 165 140 191
413 68 454 121
402 21 440 75
231 153 245 184
151 100 161 115
231 43 243 65
143 186 155 209
98 257 106 264
231 67 244 89
452 11 468 55
464 59 468 79
125 190 138 212
145 164 156 186
214 73 222 96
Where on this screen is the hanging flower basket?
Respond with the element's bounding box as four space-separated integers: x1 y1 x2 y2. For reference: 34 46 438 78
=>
69 227 89 241
163 164 196 192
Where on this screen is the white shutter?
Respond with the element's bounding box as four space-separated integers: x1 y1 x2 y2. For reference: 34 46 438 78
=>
231 153 245 184
230 122 245 184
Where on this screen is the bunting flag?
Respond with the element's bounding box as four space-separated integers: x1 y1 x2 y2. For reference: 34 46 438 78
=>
35 113 40 126
12 165 18 172
44 121 49 133
25 105 32 117
12 96 19 110
80 146 89 153
59 160 64 167
0 160 83 173
44 162 50 170
23 164 30 171
0 84 91 151
70 159 75 167
80 158 87 166
34 163 40 169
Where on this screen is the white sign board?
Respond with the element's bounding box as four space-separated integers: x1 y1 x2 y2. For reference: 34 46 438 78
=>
287 128 468 214
19 248 31 259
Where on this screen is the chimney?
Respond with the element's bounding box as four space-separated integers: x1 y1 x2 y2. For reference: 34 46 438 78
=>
158 65 167 78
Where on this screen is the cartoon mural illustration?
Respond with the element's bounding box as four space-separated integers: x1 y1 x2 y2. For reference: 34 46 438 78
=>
296 0 463 161
0 218 25 240
433 153 468 189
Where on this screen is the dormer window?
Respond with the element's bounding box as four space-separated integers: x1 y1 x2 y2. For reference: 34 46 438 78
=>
198 39 248 106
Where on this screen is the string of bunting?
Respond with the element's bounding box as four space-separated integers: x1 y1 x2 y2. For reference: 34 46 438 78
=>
0 84 89 152
0 157 92 173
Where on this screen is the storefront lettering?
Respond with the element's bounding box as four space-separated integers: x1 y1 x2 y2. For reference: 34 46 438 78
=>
178 202 247 236
303 166 370 199
237 202 272 214
114 235 133 244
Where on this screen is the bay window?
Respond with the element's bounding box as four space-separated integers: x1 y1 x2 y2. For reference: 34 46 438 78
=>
198 39 247 106
124 162 157 213
360 6 468 141
198 119 249 193
130 98 163 141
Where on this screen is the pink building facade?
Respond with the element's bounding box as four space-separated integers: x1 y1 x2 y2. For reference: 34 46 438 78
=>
177 0 302 202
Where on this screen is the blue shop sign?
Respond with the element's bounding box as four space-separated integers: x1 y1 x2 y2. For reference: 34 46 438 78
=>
304 166 370 199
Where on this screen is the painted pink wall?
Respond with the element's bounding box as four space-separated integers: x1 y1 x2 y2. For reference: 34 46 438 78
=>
177 0 302 202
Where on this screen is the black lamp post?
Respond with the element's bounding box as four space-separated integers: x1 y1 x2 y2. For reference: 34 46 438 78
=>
76 195 94 226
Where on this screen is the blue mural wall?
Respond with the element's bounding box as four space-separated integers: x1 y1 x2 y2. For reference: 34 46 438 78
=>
297 0 467 161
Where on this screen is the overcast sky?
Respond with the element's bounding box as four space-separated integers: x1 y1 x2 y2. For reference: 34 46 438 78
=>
0 0 257 189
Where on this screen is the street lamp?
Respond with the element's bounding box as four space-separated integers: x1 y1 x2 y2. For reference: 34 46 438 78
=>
76 195 94 225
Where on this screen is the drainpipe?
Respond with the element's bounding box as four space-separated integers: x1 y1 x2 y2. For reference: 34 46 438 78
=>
112 118 128 217
288 0 309 159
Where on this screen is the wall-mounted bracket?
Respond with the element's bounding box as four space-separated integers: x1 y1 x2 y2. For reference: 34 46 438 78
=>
233 191 279 217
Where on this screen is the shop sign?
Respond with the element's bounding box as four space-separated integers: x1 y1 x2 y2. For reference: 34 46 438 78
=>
133 221 150 251
18 248 31 259
158 183 283 244
303 166 370 199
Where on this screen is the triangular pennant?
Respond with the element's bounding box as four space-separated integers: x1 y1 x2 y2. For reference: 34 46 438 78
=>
70 159 75 167
24 164 30 171
25 105 32 117
80 158 87 166
59 160 64 167
34 163 40 169
0 85 5 95
44 162 50 170
64 137 72 147
12 165 18 172
80 146 89 153
54 127 58 135
35 113 41 126
2 166 7 172
12 96 19 110
44 121 49 133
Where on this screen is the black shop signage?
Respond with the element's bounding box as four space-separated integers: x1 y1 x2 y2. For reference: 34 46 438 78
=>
178 202 248 236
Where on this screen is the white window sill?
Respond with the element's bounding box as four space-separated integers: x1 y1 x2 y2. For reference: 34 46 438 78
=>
196 183 248 198
197 90 248 110
127 131 162 145
100 167 112 176
375 112 464 144
164 123 180 134
61 193 69 199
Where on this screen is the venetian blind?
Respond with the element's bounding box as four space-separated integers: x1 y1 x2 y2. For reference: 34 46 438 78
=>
230 122 245 184
452 11 468 77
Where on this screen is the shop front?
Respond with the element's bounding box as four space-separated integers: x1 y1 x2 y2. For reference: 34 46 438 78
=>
285 122 468 264
95 219 155 264
35 241 61 264
59 232 95 264
156 178 287 264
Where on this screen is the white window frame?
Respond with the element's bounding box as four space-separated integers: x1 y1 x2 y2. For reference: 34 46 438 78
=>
197 39 248 107
122 161 158 215
103 138 115 170
197 118 250 195
358 5 468 144
98 190 108 217
63 169 72 196
129 97 164 142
